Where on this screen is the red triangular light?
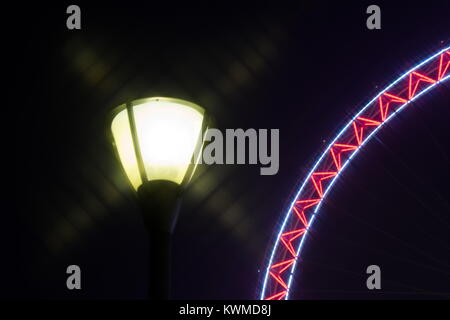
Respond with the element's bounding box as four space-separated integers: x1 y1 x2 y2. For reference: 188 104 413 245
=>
281 228 306 257
265 290 287 300
293 198 320 226
269 259 295 290
408 72 436 99
330 143 358 170
438 51 450 80
352 117 381 145
379 93 407 121
311 172 337 197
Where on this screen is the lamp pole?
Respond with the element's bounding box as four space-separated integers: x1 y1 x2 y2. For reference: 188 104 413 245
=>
137 180 181 300
109 97 206 300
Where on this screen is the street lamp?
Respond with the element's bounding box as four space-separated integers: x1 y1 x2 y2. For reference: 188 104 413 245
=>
109 97 207 299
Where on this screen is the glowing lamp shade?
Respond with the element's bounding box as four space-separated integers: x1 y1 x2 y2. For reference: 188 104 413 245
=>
111 97 206 190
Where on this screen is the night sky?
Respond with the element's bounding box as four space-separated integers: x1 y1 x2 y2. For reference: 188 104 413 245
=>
5 1 450 299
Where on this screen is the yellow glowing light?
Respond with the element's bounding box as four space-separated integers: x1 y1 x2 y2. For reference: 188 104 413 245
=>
111 97 205 190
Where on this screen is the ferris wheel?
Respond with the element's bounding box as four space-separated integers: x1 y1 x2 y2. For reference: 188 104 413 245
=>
260 46 450 300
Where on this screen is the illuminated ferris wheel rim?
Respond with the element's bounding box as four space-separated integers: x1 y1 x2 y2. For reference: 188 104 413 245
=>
260 46 450 300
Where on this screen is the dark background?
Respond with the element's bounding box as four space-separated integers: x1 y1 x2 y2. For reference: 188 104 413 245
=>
4 1 450 299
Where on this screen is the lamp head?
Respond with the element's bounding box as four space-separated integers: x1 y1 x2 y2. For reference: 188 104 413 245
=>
110 97 207 191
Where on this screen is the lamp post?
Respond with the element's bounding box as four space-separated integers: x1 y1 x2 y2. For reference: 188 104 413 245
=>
109 97 207 299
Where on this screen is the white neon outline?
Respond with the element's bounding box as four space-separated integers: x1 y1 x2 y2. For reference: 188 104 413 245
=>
260 46 450 300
